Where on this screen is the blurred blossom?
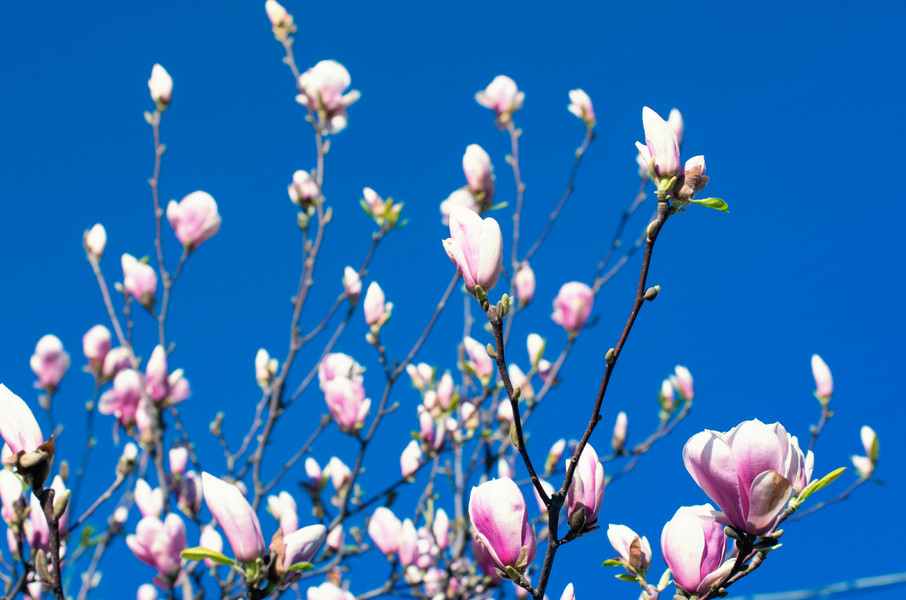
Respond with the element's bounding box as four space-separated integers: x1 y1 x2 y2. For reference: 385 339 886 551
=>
296 60 361 134
148 64 173 109
660 379 675 412
668 108 684 147
433 509 449 550
307 582 355 600
468 478 535 573
125 513 187 585
463 336 494 380
319 354 370 432
282 524 327 574
255 348 278 388
267 491 299 534
137 584 158 600
560 583 576 600
683 419 808 536
612 411 628 454
326 524 344 550
121 254 157 308
289 170 319 206
443 206 503 294
436 371 455 410
0 385 45 461
567 89 595 127
545 439 566 475
30 334 70 391
527 334 545 368
326 457 351 490
342 267 361 300
265 0 294 31
98 369 143 426
552 282 594 333
406 363 434 391
475 75 524 128
0 469 25 524
515 263 536 305
673 366 694 401
135 479 164 518
84 223 107 259
811 354 833 399
368 506 402 556
166 191 221 251
102 346 134 380
399 440 422 478
305 457 322 488
169 447 188 476
199 524 223 568
398 519 418 567
201 472 266 563
145 345 169 403
462 144 495 203
661 504 732 595
533 479 555 516
363 281 392 327
176 471 203 517
82 325 112 372
440 188 479 226
498 457 514 480
508 363 533 401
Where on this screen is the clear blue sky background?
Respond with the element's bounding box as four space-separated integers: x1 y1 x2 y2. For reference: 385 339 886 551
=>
1 1 904 598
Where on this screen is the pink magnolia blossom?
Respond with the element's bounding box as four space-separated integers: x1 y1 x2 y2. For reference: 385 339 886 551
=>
661 504 733 594
201 472 266 563
462 144 495 202
267 491 299 534
166 191 221 251
635 107 680 180
318 353 364 386
398 518 418 567
433 509 449 550
560 583 576 600
406 362 434 390
363 281 392 327
283 524 327 570
121 254 157 308
145 345 169 402
98 370 143 425
672 365 694 401
326 457 351 490
126 513 187 585
307 582 355 600
811 354 833 399
514 263 535 305
440 189 480 226
148 64 172 108
612 411 628 453
566 443 605 527
135 478 164 518
176 470 203 517
137 583 158 600
25 493 49 551
368 506 402 556
475 75 524 128
166 369 190 405
471 538 503 583
305 458 322 488
668 108 684 147
84 223 107 259
567 89 595 127
463 336 495 380
508 363 533 401
468 478 536 573
606 524 651 572
82 325 111 371
199 524 223 568
527 334 545 367
102 347 133 380
296 60 361 134
30 335 70 391
683 419 808 536
660 378 675 411
326 524 344 550
551 282 593 333
342 267 361 299
322 376 370 431
435 371 455 410
0 469 25 523
169 447 188 476
0 385 45 458
545 439 566 475
443 206 503 294
289 170 319 206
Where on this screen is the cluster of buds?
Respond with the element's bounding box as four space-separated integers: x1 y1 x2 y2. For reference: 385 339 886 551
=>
360 187 404 230
255 348 279 389
265 0 296 40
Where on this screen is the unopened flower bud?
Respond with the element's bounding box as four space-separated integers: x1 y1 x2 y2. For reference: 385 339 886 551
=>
84 224 107 259
611 412 627 454
515 263 536 305
811 354 833 400
567 89 596 127
342 267 361 300
148 64 173 110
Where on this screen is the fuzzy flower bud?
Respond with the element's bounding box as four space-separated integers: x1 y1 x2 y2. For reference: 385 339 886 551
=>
30 335 70 391
611 412 628 454
443 206 503 295
363 281 392 328
475 75 524 129
121 254 157 308
342 267 361 300
255 348 278 388
606 524 651 572
811 354 833 400
551 282 593 333
401 440 422 478
166 191 221 251
148 64 173 110
566 443 605 527
468 478 536 573
368 506 401 556
514 263 535 305
463 336 494 380
84 224 107 259
462 144 495 204
567 89 595 127
201 473 266 563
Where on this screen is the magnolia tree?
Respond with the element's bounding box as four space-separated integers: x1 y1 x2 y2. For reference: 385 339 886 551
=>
0 3 882 600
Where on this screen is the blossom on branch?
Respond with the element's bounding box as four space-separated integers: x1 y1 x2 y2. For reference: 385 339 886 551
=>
566 443 605 529
166 191 221 251
475 75 524 129
551 282 593 333
148 64 173 110
567 89 595 128
468 478 536 575
661 504 733 595
443 206 503 295
201 472 266 564
30 334 70 391
296 60 360 134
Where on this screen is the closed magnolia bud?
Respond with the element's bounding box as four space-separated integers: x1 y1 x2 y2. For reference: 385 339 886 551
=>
30 334 70 391
148 64 173 109
514 263 536 305
135 479 164 518
326 524 344 550
368 506 402 556
659 379 675 412
545 439 566 474
463 336 494 380
121 254 157 308
255 349 278 387
433 509 449 550
265 0 294 31
166 191 221 251
527 334 545 368
342 267 361 299
861 425 878 461
559 583 576 600
305 457 322 488
201 473 266 564
326 457 351 490
84 223 107 259
611 412 628 454
82 325 112 372
169 447 188 476
661 505 733 595
289 170 319 207
567 88 595 127
566 443 605 527
475 75 524 129
468 478 535 572
606 524 651 572
462 144 495 203
363 281 392 327
436 371 455 410
811 354 833 400
137 583 158 600
673 366 694 401
401 440 422 478
552 282 593 333
443 206 503 295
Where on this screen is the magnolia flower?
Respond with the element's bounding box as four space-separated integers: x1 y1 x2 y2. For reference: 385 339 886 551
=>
400 440 422 478
463 336 494 380
145 345 169 403
462 144 495 202
326 457 351 490
567 89 595 127
84 223 107 259
305 458 322 488
368 506 402 556
265 0 294 30
660 378 676 412
398 519 418 567
515 263 536 305
280 524 326 575
0 469 25 523
267 491 299 534
552 282 594 333
683 419 809 536
126 513 187 585
30 335 70 390
852 425 879 477
148 64 173 109
137 583 158 600
668 108 684 147
166 191 221 251
0 384 47 466
326 524 344 550
121 254 157 308
440 189 480 226
469 478 535 573
661 504 733 594
405 363 434 390
545 439 566 475
296 60 360 134
435 371 455 410
672 365 694 401
342 267 361 299
363 281 392 327
255 348 278 388
102 346 133 380
199 525 224 568
475 75 524 128
811 354 833 399
433 509 450 550
560 583 576 600
135 479 165 518
566 443 605 528
527 334 545 367
443 206 503 294
612 412 628 454
82 325 112 372
307 582 355 600
288 170 319 206
169 447 188 476
606 524 651 572
322 375 370 431
201 473 266 563
635 107 680 180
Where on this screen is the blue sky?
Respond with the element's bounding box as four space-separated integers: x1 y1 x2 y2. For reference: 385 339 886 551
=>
1 1 904 598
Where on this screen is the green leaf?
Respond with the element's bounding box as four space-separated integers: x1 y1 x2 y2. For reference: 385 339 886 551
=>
180 547 235 567
794 467 846 505
602 559 624 567
615 574 639 582
285 561 314 572
690 197 729 212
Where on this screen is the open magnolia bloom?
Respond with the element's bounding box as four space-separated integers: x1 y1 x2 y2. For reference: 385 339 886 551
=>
0 385 53 489
683 419 811 536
